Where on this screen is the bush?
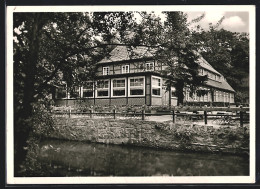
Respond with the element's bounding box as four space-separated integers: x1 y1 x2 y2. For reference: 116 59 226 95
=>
173 127 195 144
26 100 55 137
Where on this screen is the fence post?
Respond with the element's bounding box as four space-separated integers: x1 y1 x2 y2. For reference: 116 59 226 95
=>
113 109 116 119
89 110 92 118
240 111 244 127
142 110 145 120
204 110 207 125
69 107 71 118
172 110 175 123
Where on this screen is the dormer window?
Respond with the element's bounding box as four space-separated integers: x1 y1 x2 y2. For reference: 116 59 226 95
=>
103 66 110 75
145 62 154 71
122 65 129 74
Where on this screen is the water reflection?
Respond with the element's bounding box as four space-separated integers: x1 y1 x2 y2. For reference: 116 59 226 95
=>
37 139 249 176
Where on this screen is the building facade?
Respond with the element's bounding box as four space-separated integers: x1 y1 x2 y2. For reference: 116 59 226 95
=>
54 46 235 107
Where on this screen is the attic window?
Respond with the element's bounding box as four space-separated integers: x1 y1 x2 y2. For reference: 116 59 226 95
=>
122 65 129 74
103 66 110 75
145 62 154 71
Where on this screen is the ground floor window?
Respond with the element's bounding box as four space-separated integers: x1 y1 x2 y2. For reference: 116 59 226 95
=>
96 80 109 97
82 82 94 98
112 78 126 97
171 87 176 98
230 93 234 103
68 86 80 99
152 76 161 96
128 76 145 96
56 83 67 99
215 90 219 102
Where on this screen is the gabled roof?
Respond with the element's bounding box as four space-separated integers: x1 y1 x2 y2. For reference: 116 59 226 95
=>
205 78 235 92
97 45 235 92
197 56 221 75
98 46 154 64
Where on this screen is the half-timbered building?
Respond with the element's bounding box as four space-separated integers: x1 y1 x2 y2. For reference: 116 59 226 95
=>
54 46 235 106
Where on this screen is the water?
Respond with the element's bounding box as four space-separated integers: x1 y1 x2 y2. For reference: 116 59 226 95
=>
37 139 249 176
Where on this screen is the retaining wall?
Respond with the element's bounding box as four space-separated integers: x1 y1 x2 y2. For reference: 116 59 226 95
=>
48 117 249 155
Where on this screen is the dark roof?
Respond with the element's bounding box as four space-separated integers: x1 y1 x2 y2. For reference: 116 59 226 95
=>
197 56 221 75
98 45 235 92
98 46 155 64
205 79 235 92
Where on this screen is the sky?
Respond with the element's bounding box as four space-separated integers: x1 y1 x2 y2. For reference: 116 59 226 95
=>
137 11 249 33
185 11 249 33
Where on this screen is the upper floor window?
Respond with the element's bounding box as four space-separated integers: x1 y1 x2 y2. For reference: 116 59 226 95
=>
103 66 110 75
112 78 126 97
122 65 129 74
145 62 154 71
199 68 204 75
152 76 161 96
96 80 109 97
129 77 145 96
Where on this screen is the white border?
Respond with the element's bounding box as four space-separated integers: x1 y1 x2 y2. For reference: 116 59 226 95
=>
6 5 255 184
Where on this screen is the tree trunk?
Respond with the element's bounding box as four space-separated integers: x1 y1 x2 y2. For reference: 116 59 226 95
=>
176 80 184 106
14 14 42 175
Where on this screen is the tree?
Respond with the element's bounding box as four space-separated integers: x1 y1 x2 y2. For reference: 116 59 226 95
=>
191 23 249 103
13 12 136 173
131 12 207 105
13 11 206 173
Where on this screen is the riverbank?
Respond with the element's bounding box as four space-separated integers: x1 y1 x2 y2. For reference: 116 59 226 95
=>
44 117 249 155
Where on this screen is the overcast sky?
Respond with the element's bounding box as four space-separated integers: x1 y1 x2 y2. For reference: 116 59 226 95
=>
186 11 249 33
134 11 249 33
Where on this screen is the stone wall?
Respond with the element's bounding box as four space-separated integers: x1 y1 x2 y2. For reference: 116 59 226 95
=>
48 117 249 155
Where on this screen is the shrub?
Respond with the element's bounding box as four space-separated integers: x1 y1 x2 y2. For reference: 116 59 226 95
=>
26 100 55 137
174 127 195 144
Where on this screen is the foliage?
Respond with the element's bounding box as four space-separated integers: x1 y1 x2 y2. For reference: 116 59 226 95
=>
173 127 195 144
26 101 55 137
132 12 208 104
191 23 249 103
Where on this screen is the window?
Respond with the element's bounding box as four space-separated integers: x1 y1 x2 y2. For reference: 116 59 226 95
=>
208 91 211 102
129 77 145 96
193 92 197 101
112 78 126 97
230 93 234 103
224 92 228 102
56 83 67 99
96 80 109 97
171 87 176 98
122 65 129 74
204 93 208 102
152 76 161 96
69 86 80 99
103 67 110 75
185 89 190 101
145 62 154 71
199 68 204 75
82 82 94 98
215 91 219 102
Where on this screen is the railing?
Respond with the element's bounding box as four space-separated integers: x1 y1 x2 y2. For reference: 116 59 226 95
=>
52 107 249 127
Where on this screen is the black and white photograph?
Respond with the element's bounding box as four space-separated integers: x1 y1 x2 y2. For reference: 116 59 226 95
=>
6 5 256 184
